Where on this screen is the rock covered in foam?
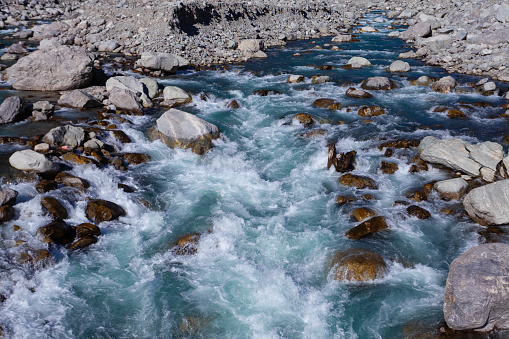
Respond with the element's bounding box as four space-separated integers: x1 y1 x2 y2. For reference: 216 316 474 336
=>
156 108 220 155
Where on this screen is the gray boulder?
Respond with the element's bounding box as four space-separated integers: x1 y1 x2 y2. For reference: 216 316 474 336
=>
140 78 160 99
419 136 481 176
495 3 509 23
399 22 432 40
57 90 102 108
434 178 468 200
361 77 397 90
444 243 509 331
136 52 189 74
331 35 352 42
346 56 371 68
6 46 95 91
105 76 152 108
0 188 18 206
32 101 54 121
163 86 192 105
42 125 86 147
6 43 28 54
465 141 503 171
237 39 264 54
108 87 144 113
96 40 120 52
156 108 220 155
0 96 26 124
9 149 60 175
432 76 457 93
463 179 509 225
389 60 410 72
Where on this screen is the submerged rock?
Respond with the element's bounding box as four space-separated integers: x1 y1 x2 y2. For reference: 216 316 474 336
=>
172 233 200 255
6 45 95 91
156 109 220 155
444 243 509 331
330 248 387 282
463 179 509 226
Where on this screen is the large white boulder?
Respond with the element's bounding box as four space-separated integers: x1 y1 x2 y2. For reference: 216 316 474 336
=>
9 149 60 175
463 179 509 225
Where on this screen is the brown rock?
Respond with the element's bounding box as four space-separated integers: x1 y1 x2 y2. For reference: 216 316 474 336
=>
350 207 377 222
361 194 374 201
253 89 283 96
433 106 448 113
35 180 58 193
330 248 387 282
345 87 373 99
406 187 431 202
345 216 388 240
226 99 239 109
62 153 101 167
68 235 98 250
328 102 342 110
316 65 335 70
37 220 76 245
447 109 466 118
409 156 428 172
328 145 356 172
111 157 127 171
293 113 315 126
179 317 208 335
76 222 101 238
55 172 90 189
313 98 335 108
122 153 151 165
0 205 15 223
340 173 378 189
16 248 53 268
300 129 326 138
172 233 200 255
407 205 431 219
85 199 125 223
380 161 398 174
118 183 135 193
110 130 132 143
358 106 385 117
378 139 419 150
337 195 355 205
384 148 393 157
41 197 68 220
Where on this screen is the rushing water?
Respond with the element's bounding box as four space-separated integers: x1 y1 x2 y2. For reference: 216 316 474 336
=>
0 12 508 339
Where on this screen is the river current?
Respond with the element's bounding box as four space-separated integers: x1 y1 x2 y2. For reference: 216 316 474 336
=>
0 12 508 339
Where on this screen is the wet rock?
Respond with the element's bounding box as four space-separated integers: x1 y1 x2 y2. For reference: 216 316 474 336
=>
172 233 200 255
313 98 335 108
410 76 432 86
336 195 355 205
83 138 104 150
110 130 132 143
444 243 509 331
68 235 98 250
330 248 387 282
0 188 18 206
16 248 53 269
35 180 58 193
6 46 95 91
432 76 457 93
57 90 102 108
358 105 385 117
136 52 187 74
328 145 356 173
9 150 60 176
179 317 208 335
406 205 431 219
0 96 27 125
310 75 330 84
434 178 469 200
37 219 75 245
361 77 398 90
85 199 126 223
316 65 335 70
346 56 371 68
340 173 377 190
41 197 68 220
163 86 192 105
253 89 283 96
122 153 151 165
292 113 315 126
76 222 101 238
118 183 135 193
447 109 465 119
108 87 144 113
106 76 151 108
345 216 388 240
379 139 419 149
156 108 220 155
418 137 481 176
0 205 15 223
62 153 101 167
380 161 398 174
55 172 90 189
226 99 239 109
287 75 304 83
42 125 86 147
463 179 509 226
350 207 377 222
345 87 373 98
388 60 410 72
406 186 431 202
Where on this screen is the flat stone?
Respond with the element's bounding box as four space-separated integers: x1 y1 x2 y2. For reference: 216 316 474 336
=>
434 178 468 200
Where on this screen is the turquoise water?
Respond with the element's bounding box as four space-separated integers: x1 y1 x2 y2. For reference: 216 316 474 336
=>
0 12 508 338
